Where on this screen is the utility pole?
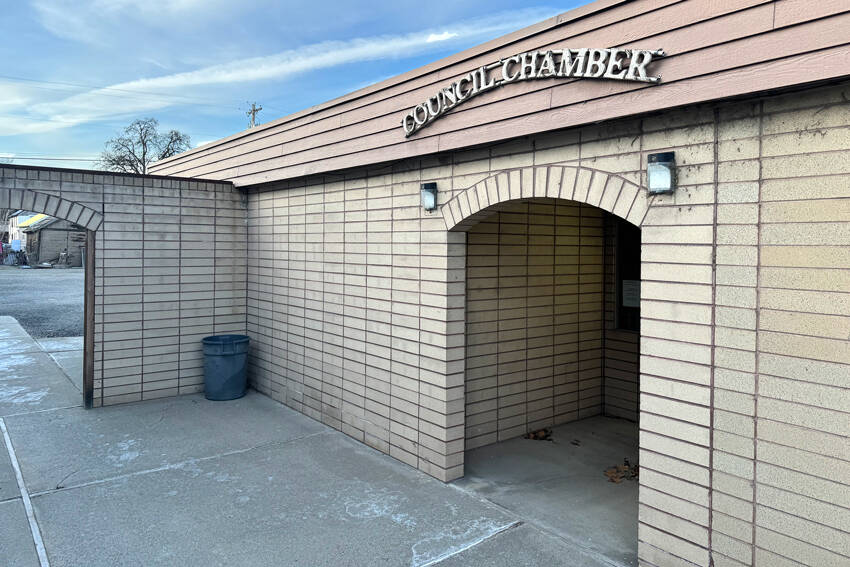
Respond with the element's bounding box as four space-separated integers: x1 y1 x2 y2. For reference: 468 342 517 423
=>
246 102 263 128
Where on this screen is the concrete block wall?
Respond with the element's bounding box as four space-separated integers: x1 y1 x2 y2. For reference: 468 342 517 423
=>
635 105 718 567
0 167 247 407
634 84 850 567
464 199 609 450
708 89 850 567
245 81 849 566
603 216 640 422
100 176 247 406
245 168 464 482
245 139 654 485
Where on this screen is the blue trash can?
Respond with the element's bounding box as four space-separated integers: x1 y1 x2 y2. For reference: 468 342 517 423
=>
202 335 250 401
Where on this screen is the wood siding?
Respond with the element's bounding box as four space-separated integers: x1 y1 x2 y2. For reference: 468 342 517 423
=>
150 0 850 186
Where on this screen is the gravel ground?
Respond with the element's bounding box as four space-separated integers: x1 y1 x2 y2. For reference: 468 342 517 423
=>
0 266 84 337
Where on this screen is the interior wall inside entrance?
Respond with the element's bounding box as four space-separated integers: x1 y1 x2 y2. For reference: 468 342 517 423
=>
464 199 639 450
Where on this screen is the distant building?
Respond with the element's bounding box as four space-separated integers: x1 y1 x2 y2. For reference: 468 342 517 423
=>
22 215 86 266
5 210 41 248
2 210 47 250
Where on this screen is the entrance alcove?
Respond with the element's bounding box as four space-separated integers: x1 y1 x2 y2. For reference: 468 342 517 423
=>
445 166 643 566
462 198 640 447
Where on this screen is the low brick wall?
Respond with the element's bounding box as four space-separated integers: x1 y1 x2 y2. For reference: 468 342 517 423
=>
0 167 247 406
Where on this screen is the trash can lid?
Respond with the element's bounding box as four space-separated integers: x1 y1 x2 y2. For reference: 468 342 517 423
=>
202 334 250 345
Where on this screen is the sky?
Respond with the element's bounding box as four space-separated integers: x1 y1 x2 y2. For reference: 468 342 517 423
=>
0 1 584 169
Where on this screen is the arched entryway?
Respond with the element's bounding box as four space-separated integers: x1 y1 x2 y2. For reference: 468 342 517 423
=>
443 166 647 566
1 186 102 408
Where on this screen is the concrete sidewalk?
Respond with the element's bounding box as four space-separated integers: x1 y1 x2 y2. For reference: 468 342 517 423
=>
1 395 618 567
456 417 639 566
0 317 627 566
0 316 81 414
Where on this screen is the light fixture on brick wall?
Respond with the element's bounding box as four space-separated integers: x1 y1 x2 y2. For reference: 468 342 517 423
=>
647 152 676 194
421 182 438 212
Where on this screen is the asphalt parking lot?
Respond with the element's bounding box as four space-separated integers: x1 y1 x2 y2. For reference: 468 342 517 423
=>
0 267 83 338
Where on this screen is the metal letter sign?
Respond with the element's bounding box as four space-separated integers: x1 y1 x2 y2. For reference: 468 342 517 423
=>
401 48 665 137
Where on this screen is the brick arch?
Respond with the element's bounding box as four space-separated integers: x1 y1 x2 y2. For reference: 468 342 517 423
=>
442 165 648 231
4 187 103 231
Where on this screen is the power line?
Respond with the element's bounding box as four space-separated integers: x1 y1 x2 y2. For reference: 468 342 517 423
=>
0 112 240 142
0 74 284 114
0 74 283 145
0 113 127 126
0 156 99 162
0 74 235 109
0 150 99 157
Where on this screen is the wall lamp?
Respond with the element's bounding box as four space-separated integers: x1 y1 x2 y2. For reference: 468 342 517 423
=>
421 182 438 212
647 152 676 194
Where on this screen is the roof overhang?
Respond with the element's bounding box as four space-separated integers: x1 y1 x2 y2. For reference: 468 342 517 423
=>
149 0 850 186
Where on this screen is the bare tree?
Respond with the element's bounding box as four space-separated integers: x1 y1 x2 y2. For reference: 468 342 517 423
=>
97 118 190 174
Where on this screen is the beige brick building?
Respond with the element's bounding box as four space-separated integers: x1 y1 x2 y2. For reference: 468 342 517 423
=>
3 1 848 565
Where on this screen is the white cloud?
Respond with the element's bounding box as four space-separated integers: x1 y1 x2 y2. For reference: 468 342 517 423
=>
31 0 226 44
0 84 36 110
4 7 559 136
426 32 459 43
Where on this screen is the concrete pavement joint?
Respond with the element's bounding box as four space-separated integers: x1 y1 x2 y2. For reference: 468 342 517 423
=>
448 480 630 567
0 417 51 567
415 520 522 567
448 480 524 520
33 333 83 394
0 493 23 504
44 351 82 393
28 429 333 499
2 404 84 419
